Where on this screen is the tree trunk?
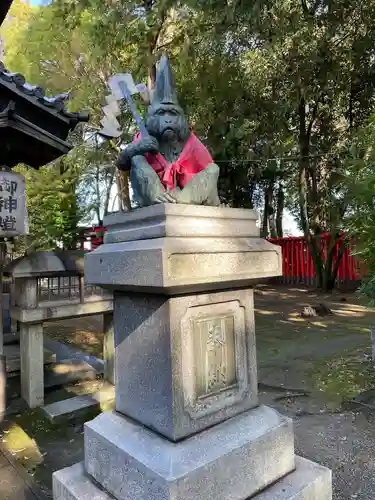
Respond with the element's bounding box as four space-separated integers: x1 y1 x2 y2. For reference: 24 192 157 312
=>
311 235 347 291
261 186 270 238
276 184 284 238
269 214 277 238
320 236 347 291
103 166 116 217
297 96 328 288
261 209 268 238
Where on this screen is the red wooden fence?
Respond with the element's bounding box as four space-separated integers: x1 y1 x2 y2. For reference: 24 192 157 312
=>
78 226 107 250
267 234 362 287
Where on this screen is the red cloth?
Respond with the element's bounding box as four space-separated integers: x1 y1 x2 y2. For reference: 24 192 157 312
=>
133 132 213 190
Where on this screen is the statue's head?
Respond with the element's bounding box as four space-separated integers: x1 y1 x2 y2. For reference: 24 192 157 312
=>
146 55 190 144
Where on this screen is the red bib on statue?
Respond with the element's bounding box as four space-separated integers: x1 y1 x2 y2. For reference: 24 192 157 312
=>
133 132 213 190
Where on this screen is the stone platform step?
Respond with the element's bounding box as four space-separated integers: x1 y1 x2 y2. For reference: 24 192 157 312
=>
4 344 56 375
44 359 99 389
3 332 19 346
53 456 332 500
42 383 115 423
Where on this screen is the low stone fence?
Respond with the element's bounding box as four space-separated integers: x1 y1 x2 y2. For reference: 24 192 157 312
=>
5 251 114 408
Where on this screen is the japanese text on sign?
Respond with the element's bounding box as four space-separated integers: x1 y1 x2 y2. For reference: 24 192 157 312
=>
0 172 28 236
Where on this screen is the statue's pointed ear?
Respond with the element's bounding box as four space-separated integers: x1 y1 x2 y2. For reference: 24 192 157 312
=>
151 54 179 107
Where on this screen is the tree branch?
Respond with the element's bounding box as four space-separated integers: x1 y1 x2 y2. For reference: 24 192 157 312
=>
301 0 309 15
331 235 349 285
307 104 318 141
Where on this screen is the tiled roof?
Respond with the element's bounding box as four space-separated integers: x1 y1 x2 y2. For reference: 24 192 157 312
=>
0 0 13 27
0 61 89 123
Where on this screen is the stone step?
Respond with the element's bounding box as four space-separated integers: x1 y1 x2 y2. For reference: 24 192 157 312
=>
254 456 332 499
3 332 19 346
44 359 99 389
42 383 115 423
52 456 332 500
4 344 56 375
53 462 112 500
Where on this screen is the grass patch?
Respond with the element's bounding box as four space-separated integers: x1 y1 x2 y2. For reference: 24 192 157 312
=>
309 349 375 403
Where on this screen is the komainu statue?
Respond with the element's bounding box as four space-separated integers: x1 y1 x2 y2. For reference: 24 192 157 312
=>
116 55 220 207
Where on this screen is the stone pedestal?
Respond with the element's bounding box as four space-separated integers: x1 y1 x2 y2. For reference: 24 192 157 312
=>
0 354 5 422
103 312 115 385
53 205 332 500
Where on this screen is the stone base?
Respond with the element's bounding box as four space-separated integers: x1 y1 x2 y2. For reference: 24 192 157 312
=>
53 456 332 500
0 355 5 422
80 405 294 500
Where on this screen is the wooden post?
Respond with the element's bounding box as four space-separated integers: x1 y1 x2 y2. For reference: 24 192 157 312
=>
103 311 115 385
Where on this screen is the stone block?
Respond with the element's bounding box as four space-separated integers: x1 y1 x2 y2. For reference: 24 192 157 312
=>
254 456 332 500
103 204 259 243
4 344 55 374
53 456 331 500
53 462 112 500
103 312 115 385
42 384 115 423
20 323 44 408
115 288 257 440
84 406 295 500
85 206 282 295
0 355 5 422
85 237 281 295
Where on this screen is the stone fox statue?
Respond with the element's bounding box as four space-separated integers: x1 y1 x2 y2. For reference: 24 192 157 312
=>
116 55 220 207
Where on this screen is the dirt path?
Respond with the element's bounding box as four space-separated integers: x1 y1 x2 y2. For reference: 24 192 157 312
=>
255 285 375 499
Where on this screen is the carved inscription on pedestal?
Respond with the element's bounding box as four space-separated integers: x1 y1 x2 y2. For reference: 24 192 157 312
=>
181 299 250 419
194 316 237 399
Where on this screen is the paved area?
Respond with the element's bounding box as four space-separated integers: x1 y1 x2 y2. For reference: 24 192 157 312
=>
0 449 40 499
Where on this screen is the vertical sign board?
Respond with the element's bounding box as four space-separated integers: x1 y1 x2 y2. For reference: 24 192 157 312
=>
0 171 28 379
0 171 29 423
0 171 28 237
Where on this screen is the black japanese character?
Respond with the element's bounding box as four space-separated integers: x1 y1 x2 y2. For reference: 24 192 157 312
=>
4 196 17 213
0 179 18 196
0 216 16 231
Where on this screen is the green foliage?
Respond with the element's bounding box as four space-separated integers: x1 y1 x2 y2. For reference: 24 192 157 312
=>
14 160 85 251
344 118 375 301
1 0 125 249
3 0 375 280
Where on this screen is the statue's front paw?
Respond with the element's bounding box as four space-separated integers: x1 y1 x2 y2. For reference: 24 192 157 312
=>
133 136 159 156
154 191 177 204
